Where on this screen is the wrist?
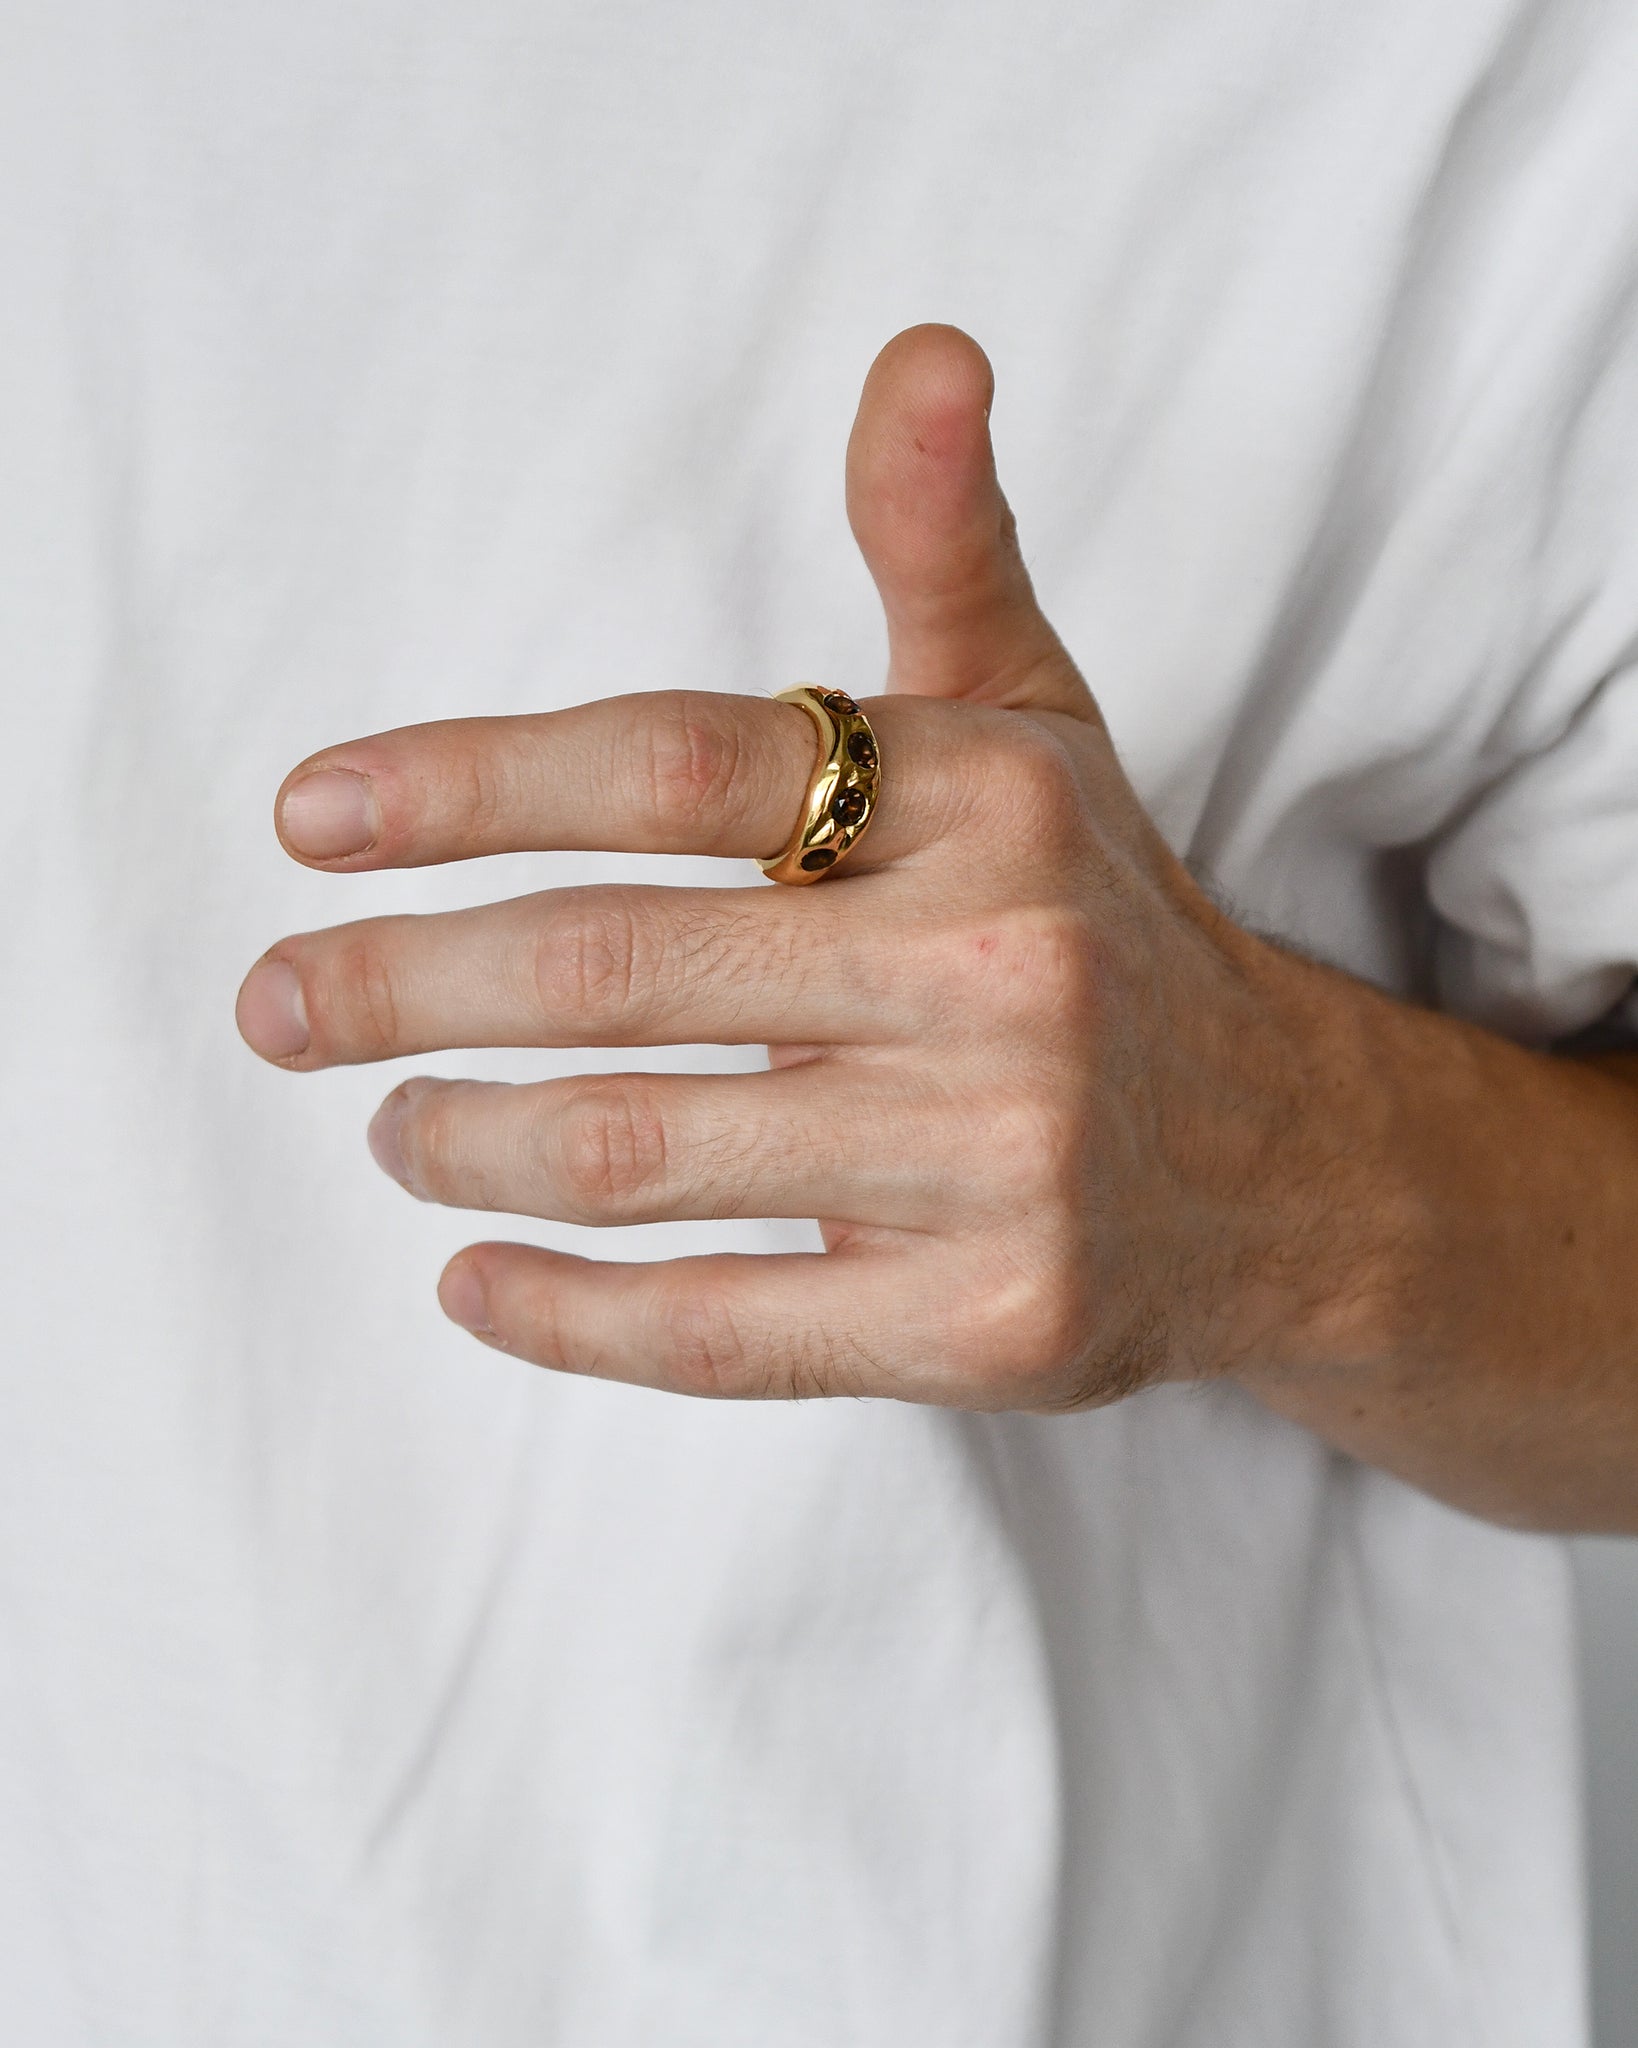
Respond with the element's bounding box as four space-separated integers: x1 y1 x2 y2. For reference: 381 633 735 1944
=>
1196 920 1425 1386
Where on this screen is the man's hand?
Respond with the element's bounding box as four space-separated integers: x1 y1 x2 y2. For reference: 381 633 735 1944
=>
235 326 1333 1408
237 325 1638 1530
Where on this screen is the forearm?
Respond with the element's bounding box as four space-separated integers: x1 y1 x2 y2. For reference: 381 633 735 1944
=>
1232 932 1638 1534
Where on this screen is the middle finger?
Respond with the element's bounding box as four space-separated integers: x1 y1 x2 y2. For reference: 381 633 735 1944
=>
236 882 920 1069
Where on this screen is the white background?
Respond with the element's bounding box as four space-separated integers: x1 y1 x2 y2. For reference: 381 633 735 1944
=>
1575 1541 1638 2047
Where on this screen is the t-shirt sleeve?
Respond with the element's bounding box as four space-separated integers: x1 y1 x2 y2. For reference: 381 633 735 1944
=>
1426 659 1638 1045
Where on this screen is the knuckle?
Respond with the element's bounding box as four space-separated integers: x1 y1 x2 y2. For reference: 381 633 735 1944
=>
934 903 1102 1035
400 1085 456 1200
657 1279 756 1399
954 1246 1166 1413
553 1079 669 1218
1006 903 1101 1017
537 892 648 1031
399 1082 493 1209
987 725 1088 856
980 1090 1095 1215
956 1253 1094 1400
325 924 404 1060
449 732 513 840
637 692 744 830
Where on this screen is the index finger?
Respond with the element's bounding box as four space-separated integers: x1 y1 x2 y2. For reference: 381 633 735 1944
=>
272 689 970 873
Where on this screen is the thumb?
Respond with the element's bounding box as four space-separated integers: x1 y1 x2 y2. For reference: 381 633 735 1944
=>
845 325 1096 720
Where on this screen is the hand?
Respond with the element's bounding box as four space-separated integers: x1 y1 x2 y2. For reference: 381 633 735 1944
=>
236 325 1371 1408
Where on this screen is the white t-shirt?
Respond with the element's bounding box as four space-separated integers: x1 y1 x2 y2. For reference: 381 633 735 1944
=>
3 3 1635 2042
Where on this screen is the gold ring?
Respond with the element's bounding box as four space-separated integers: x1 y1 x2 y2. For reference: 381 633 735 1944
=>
758 686 881 885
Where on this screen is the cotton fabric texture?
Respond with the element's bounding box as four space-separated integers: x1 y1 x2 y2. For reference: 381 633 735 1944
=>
3 2 1636 2043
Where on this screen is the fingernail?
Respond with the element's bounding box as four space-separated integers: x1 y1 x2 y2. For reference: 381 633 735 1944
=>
237 959 310 1059
367 1092 411 1189
280 770 380 859
367 1077 437 1193
440 1261 493 1336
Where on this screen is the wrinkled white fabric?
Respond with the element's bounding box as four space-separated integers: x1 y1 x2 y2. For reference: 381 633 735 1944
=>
3 2 1634 2042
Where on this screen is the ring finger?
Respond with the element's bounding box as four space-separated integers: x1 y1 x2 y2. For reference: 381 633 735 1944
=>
369 1066 947 1229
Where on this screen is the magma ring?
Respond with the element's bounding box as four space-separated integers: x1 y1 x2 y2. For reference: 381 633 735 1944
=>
758 686 881 885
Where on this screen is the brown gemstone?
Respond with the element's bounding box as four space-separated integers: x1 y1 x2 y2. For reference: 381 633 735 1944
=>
846 730 876 770
822 689 857 716
830 787 868 827
800 847 837 871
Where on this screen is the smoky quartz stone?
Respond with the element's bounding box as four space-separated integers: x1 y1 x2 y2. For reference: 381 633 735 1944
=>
800 847 838 871
846 730 876 770
830 787 868 827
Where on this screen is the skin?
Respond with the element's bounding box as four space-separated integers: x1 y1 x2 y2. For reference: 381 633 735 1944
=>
236 323 1638 1535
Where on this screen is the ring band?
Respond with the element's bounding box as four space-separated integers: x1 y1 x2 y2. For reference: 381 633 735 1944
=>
758 687 881 885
